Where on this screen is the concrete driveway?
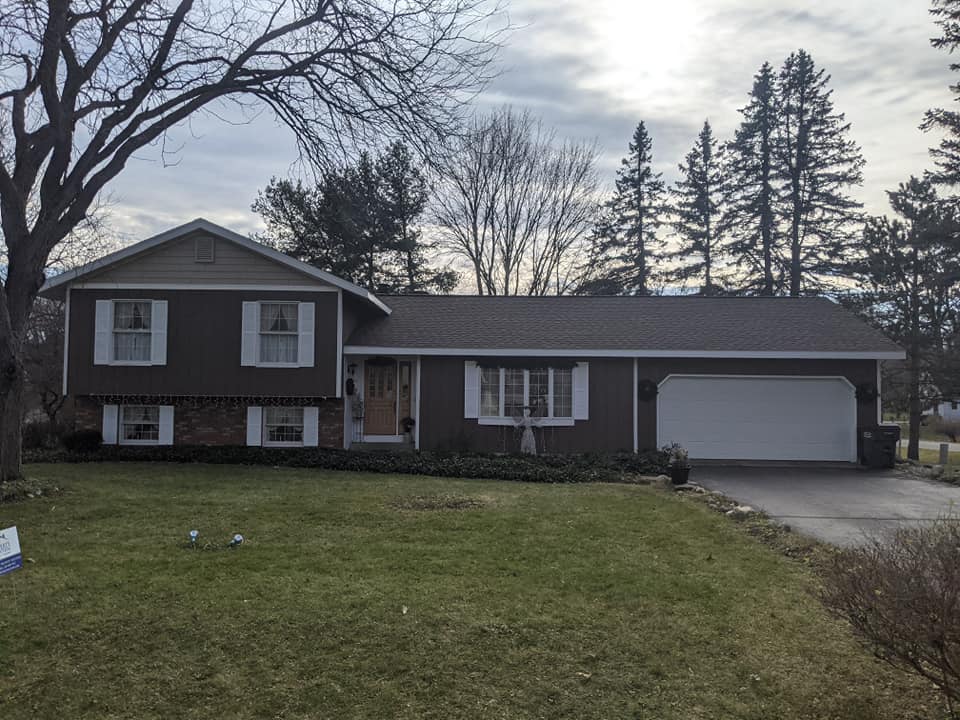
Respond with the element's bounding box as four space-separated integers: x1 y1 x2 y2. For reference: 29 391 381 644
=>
697 465 960 546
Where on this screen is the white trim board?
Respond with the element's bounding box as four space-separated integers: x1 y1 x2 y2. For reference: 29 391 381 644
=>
40 217 391 315
70 282 339 292
344 346 905 360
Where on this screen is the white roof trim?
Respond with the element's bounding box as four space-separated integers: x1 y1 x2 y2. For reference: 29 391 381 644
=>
343 346 906 360
40 218 391 315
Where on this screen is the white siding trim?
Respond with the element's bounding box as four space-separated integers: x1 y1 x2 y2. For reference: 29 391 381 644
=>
240 302 258 366
246 406 263 446
62 288 71 396
633 358 638 454
343 346 905 360
414 356 421 450
463 361 480 419
303 406 319 447
158 406 174 445
151 300 168 365
102 404 118 444
94 300 112 365
72 282 339 292
336 290 343 397
298 302 315 368
572 362 589 420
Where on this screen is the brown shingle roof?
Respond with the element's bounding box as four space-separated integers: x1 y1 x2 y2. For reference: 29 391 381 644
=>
345 295 903 357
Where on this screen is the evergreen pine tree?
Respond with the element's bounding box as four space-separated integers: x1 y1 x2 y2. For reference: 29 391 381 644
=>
376 142 458 293
923 0 960 184
667 120 725 295
585 121 666 295
775 50 864 296
722 62 780 295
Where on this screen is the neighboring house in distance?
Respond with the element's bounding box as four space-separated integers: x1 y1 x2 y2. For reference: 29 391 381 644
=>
925 399 960 422
41 219 905 463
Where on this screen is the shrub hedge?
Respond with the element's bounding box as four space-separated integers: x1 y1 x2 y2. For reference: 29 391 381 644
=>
23 445 670 484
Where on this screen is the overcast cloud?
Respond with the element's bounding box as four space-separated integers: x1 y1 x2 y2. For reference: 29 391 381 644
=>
105 0 954 242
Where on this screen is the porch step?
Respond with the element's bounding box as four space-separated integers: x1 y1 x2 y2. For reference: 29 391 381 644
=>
351 441 416 453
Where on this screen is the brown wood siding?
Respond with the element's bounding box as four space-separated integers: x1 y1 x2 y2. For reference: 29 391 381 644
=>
84 231 320 286
68 289 339 396
418 355 879 455
418 356 634 453
635 358 878 451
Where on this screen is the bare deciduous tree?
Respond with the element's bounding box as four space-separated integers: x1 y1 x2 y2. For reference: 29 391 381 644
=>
0 0 503 481
433 107 600 295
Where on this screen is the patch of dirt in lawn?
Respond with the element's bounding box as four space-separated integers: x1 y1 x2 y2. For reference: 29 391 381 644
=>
390 494 486 511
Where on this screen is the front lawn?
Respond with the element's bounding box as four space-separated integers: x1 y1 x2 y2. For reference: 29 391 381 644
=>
0 464 939 719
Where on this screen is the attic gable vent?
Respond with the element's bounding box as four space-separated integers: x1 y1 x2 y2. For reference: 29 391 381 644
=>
194 236 215 263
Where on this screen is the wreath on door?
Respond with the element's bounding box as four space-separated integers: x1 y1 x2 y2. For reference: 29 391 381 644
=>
637 379 659 401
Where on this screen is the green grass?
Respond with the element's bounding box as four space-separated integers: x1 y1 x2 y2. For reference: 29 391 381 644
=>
0 464 940 719
916 447 960 466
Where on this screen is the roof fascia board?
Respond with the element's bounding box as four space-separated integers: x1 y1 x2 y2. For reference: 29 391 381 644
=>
343 345 906 360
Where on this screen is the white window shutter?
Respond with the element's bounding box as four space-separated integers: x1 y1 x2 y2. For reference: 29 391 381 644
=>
241 302 258 366
151 301 168 365
94 300 112 365
303 406 319 447
464 361 480 419
298 302 315 367
246 406 263 446
102 404 118 444
158 406 174 445
573 362 590 420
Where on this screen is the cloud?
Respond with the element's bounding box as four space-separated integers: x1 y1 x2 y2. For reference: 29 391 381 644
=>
98 0 956 241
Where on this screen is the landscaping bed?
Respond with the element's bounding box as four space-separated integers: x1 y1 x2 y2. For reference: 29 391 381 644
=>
22 445 670 484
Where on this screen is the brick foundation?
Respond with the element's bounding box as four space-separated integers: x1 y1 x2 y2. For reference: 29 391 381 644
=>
72 396 344 448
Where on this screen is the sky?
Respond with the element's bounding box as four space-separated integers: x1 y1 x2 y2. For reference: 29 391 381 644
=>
103 0 955 243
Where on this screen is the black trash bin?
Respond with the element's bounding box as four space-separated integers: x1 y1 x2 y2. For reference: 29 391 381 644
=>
861 425 900 469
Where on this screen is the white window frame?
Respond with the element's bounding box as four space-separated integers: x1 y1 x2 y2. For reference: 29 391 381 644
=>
111 299 153 366
118 405 161 445
477 367 576 427
262 405 306 447
257 302 300 368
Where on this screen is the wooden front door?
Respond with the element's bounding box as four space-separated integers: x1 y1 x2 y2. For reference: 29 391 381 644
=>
364 361 397 435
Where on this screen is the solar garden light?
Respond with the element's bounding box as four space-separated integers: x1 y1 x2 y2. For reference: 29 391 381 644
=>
229 533 244 548
189 529 199 547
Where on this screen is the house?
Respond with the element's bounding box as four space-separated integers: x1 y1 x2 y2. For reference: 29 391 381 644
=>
925 400 960 423
41 219 905 462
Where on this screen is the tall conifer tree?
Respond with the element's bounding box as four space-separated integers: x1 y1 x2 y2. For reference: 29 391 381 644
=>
585 122 666 295
722 62 779 295
668 120 725 294
774 50 865 296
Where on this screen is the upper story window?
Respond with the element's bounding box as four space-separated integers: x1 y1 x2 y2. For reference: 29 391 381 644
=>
113 301 152 362
259 302 299 364
241 301 315 368
94 299 167 366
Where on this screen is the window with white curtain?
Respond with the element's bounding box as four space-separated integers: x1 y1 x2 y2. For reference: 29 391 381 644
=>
120 406 160 443
264 406 304 445
259 303 299 364
479 367 574 420
113 301 152 362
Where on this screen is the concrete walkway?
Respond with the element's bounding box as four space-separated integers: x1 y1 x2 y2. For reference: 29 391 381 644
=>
697 465 960 546
917 439 960 452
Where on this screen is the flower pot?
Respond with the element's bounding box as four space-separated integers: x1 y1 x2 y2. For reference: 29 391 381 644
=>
670 465 691 485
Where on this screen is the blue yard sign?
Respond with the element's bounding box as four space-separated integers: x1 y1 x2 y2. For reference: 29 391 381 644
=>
0 526 22 576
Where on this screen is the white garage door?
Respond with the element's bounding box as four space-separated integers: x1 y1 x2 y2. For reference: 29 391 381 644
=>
657 375 857 462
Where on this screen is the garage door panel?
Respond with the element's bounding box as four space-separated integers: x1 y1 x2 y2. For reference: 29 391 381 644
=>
657 376 856 462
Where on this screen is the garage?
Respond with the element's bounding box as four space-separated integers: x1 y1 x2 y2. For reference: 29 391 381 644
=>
657 375 857 462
